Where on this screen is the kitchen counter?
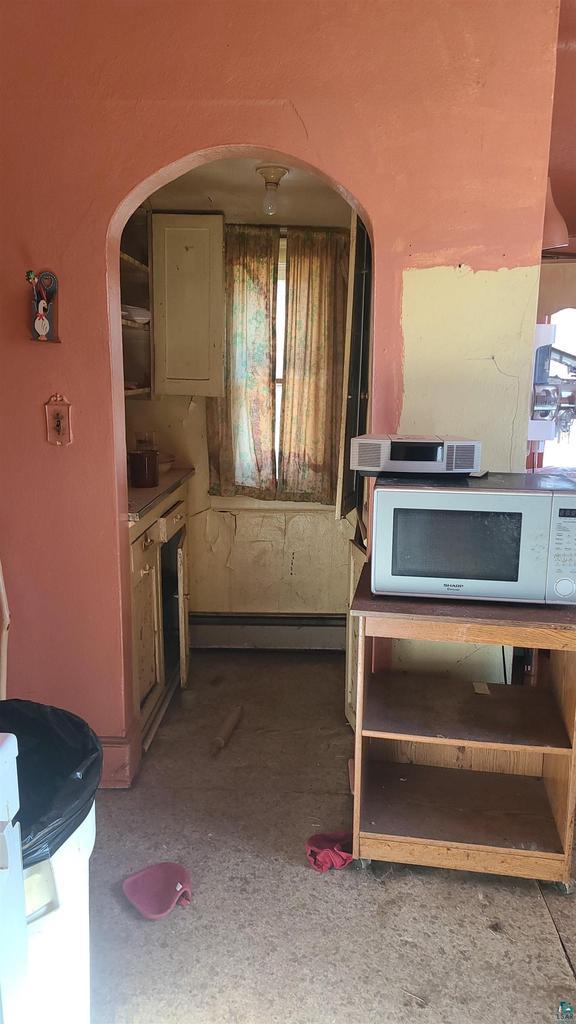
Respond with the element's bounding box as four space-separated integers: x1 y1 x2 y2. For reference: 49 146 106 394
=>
127 467 195 522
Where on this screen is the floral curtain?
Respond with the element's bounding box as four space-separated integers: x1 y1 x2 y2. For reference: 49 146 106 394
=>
277 228 349 504
207 225 280 498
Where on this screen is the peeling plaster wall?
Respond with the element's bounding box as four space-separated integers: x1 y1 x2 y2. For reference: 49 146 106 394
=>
399 265 540 473
188 509 353 613
125 395 352 613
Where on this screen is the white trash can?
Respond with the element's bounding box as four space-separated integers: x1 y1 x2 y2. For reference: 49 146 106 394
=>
0 700 101 1024
21 802 96 1024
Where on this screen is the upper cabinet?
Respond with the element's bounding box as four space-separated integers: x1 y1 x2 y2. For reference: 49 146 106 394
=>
152 213 225 397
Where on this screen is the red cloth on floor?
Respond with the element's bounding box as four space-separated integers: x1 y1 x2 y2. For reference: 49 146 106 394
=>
122 862 192 919
305 832 353 872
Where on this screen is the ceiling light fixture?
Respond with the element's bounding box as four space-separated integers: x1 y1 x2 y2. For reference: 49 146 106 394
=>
256 165 289 217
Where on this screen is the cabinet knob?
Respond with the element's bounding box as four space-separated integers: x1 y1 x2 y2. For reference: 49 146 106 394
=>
173 513 184 522
142 536 155 549
140 563 152 577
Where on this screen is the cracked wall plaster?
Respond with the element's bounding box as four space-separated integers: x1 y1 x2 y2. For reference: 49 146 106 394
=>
400 265 540 472
188 509 354 614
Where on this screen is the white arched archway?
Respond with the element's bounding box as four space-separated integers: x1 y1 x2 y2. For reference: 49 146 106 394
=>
107 144 371 257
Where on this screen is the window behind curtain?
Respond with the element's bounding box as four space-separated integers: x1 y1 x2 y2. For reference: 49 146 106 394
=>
274 236 287 469
207 224 349 504
277 228 349 504
206 224 280 498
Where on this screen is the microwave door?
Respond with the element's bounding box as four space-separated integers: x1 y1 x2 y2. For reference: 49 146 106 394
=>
371 489 552 602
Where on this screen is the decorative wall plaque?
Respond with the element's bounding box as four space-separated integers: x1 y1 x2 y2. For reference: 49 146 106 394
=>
26 270 59 342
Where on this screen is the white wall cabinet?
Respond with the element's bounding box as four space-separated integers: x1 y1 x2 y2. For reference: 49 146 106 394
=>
152 213 225 397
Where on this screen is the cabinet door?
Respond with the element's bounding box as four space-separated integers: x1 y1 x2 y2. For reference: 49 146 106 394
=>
131 534 164 710
176 529 190 686
345 538 367 729
152 213 224 397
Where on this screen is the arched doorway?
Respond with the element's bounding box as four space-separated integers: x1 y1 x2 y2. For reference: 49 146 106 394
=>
108 149 373 756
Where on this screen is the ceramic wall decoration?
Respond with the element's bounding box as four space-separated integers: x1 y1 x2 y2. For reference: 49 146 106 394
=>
26 270 59 342
44 394 72 445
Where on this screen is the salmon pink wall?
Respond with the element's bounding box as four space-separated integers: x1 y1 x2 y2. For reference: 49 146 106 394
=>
0 1 559 785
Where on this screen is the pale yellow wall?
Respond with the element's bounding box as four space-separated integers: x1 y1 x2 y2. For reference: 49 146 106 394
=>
538 261 576 319
395 263 540 679
392 640 512 684
399 264 540 472
126 396 354 614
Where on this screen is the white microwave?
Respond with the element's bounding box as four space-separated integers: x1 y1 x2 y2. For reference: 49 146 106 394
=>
372 472 576 604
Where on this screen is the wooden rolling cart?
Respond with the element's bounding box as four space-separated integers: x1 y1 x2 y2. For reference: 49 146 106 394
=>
350 563 576 886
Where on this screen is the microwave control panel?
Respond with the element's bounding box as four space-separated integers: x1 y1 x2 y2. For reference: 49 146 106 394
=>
547 493 576 602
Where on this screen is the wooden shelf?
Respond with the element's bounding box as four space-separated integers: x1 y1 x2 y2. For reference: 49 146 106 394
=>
120 251 148 273
362 672 572 754
360 759 563 855
352 560 576 883
351 563 576 651
122 317 150 331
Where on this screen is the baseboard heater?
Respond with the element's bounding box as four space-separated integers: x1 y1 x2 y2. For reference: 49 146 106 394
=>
188 613 346 650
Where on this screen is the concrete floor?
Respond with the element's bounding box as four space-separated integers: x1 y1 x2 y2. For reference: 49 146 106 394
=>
90 651 576 1024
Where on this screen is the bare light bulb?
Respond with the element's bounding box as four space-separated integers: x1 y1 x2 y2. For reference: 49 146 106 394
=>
257 165 288 216
263 183 278 217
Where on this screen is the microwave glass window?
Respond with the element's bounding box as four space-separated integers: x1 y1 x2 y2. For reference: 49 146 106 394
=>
391 508 522 581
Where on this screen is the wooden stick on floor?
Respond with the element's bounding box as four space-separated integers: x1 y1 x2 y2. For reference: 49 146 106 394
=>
211 705 243 756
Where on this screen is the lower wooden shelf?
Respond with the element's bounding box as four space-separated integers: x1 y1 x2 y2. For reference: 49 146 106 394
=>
356 834 565 882
352 570 576 882
360 759 563 855
362 672 572 753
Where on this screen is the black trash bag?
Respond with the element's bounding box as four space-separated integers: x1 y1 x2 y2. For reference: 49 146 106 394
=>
0 699 102 868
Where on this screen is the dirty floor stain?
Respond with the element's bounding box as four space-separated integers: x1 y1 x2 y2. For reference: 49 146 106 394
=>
90 650 576 1024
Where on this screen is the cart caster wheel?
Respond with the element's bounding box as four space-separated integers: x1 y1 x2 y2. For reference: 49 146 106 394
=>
354 858 372 870
554 880 576 896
